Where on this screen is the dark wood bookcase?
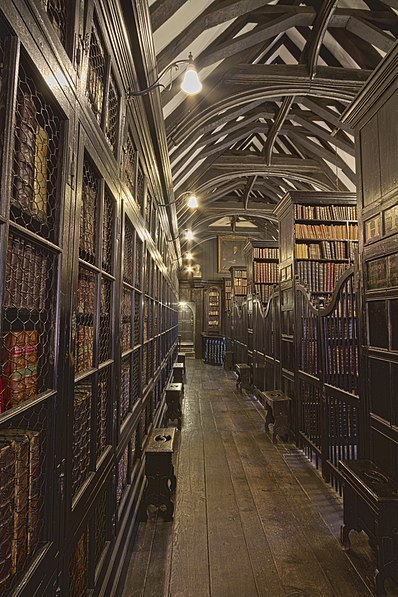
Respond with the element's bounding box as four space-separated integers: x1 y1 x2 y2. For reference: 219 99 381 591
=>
204 285 222 335
229 266 248 307
0 2 178 596
224 278 232 312
244 240 279 305
274 191 358 401
344 44 398 478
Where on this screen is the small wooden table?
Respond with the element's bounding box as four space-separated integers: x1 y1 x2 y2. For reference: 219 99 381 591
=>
235 363 251 391
172 362 184 385
144 428 177 521
340 459 398 596
262 390 291 443
165 383 183 430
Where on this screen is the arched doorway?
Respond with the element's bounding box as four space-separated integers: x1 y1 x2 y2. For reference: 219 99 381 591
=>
178 302 195 347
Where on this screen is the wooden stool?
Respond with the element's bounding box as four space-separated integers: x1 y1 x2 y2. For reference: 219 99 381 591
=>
262 390 290 443
177 353 186 375
340 459 398 596
165 383 183 430
235 363 251 391
172 362 184 385
144 428 176 521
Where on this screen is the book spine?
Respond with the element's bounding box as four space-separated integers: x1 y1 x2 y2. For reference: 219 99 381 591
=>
0 441 16 588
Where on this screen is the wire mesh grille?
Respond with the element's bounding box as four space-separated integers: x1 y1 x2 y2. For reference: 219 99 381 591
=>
147 299 153 339
80 158 99 265
142 344 147 387
97 368 110 460
0 406 47 594
123 218 134 285
120 358 130 426
130 427 137 473
143 298 148 343
93 484 109 568
99 277 111 364
42 0 68 47
135 238 142 289
136 162 145 211
69 527 88 597
133 292 140 347
86 17 106 122
12 62 61 243
105 72 119 155
102 193 114 273
72 381 91 498
116 446 128 508
147 340 153 382
75 266 96 375
132 350 140 405
122 288 132 353
1 234 56 412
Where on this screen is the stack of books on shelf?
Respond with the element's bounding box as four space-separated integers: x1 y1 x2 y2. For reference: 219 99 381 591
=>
116 447 129 508
1 330 39 412
294 204 357 220
0 429 43 590
253 247 278 259
254 284 273 304
296 223 358 241
297 262 348 293
75 326 94 373
13 90 48 223
72 385 91 496
80 171 97 260
120 361 130 423
254 262 279 283
4 237 47 310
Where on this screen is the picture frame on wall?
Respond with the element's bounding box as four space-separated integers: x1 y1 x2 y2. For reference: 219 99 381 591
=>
217 235 246 273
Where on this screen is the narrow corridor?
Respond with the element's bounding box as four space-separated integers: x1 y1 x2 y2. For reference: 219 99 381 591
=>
122 360 390 597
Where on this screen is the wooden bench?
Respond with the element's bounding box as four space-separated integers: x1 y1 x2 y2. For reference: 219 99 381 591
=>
177 352 186 375
164 383 183 430
144 428 177 521
235 363 251 391
172 362 184 385
340 459 398 596
261 390 291 443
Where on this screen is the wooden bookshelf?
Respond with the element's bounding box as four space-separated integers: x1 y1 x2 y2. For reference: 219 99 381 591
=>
204 285 222 334
275 192 358 302
224 278 232 312
244 240 279 305
229 266 248 307
344 44 398 478
0 5 179 597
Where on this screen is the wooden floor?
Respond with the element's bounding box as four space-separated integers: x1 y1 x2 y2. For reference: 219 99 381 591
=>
122 360 397 597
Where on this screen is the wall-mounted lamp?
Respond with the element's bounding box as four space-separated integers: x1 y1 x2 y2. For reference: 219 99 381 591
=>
126 53 201 97
157 191 198 210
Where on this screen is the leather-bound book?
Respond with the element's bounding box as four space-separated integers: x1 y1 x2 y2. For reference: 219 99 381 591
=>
13 91 36 213
33 125 48 222
0 439 16 589
24 331 38 400
2 331 26 409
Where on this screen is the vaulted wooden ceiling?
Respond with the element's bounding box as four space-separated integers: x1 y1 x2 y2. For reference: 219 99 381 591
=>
148 0 398 245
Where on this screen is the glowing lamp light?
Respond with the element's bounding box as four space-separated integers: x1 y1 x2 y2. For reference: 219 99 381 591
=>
181 55 202 95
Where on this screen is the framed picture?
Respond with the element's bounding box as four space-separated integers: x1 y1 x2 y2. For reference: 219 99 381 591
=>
217 235 246 273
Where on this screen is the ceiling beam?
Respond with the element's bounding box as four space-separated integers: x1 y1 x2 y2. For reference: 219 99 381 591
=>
149 0 188 32
243 176 257 209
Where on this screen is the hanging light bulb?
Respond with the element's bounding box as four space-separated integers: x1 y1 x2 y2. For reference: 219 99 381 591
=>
185 229 194 240
181 53 202 95
186 194 198 209
187 265 194 273
186 252 193 261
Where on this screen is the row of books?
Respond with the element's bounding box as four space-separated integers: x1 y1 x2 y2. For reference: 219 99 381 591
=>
254 262 279 284
294 204 357 221
75 325 94 374
86 24 105 121
120 361 130 424
300 339 319 376
324 344 359 378
121 321 132 353
72 385 91 497
295 223 358 240
1 331 39 412
116 446 129 508
0 428 43 589
297 261 349 293
295 240 352 260
253 247 278 259
4 237 48 311
13 90 49 224
77 270 96 315
80 170 97 259
255 284 273 304
203 337 225 365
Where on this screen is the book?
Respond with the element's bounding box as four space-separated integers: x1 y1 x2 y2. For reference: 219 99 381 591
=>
0 440 16 589
33 126 48 221
2 331 27 409
13 91 36 214
72 385 91 496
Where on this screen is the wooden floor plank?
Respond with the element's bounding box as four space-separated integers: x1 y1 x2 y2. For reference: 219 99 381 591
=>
122 360 394 597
